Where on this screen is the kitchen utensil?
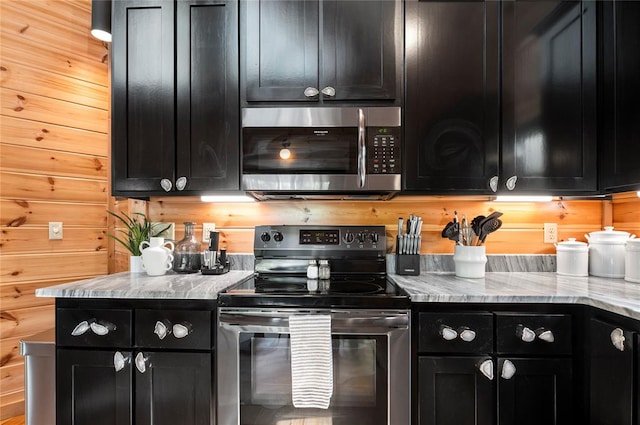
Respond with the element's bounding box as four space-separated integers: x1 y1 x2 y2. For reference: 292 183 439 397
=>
470 215 485 244
555 238 588 277
479 218 502 244
586 226 635 278
441 221 459 242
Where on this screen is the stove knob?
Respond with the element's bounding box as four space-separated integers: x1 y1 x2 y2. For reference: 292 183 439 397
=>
357 233 366 243
260 232 271 243
369 233 379 243
343 232 355 244
273 231 284 242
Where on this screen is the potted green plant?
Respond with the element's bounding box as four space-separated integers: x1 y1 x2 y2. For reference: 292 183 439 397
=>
107 211 171 272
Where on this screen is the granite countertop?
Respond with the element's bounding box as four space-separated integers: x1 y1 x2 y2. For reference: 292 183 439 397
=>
389 272 640 320
35 270 255 300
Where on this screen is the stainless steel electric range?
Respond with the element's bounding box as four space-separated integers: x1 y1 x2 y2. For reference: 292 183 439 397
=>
217 225 410 425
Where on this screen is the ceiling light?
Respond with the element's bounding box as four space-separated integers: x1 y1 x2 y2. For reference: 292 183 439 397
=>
91 0 112 43
201 194 255 203
494 195 553 202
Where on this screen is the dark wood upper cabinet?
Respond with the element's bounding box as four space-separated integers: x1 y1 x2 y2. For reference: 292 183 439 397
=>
112 0 239 196
599 1 640 192
404 0 597 194
404 0 500 192
242 0 401 104
502 0 597 194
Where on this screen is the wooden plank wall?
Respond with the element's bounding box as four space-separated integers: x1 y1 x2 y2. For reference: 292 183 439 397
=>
0 0 110 418
612 192 640 234
144 195 610 258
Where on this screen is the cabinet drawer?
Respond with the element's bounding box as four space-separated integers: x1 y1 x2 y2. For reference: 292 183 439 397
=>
419 312 493 354
496 313 572 355
135 310 211 350
57 308 132 348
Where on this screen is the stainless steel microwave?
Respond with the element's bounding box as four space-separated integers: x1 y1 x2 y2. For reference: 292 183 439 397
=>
241 107 401 200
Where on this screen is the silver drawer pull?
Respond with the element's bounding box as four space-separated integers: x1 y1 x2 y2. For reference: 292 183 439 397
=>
517 325 536 343
172 322 193 339
440 325 458 341
304 87 319 97
160 178 172 192
459 328 477 342
154 320 171 340
611 328 625 352
321 86 336 97
113 351 128 372
478 359 494 380
175 176 187 191
536 328 555 343
90 321 116 336
135 352 147 374
71 320 90 336
501 359 516 379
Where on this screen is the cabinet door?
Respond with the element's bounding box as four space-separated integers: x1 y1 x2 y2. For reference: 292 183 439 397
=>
243 0 319 102
112 0 175 194
418 356 494 425
135 351 212 425
501 1 597 193
321 0 398 101
404 0 499 192
497 358 572 425
589 319 634 425
176 0 239 191
57 349 132 425
600 1 640 192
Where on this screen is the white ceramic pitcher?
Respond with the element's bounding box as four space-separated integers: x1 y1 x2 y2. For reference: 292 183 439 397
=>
140 237 175 276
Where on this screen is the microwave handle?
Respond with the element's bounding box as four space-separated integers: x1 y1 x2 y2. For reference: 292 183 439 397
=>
357 108 366 188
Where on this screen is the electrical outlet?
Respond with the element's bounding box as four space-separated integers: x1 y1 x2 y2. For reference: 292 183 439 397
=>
202 223 216 243
49 222 63 240
544 223 558 243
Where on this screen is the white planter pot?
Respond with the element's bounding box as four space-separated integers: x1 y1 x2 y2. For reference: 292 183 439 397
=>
129 256 144 273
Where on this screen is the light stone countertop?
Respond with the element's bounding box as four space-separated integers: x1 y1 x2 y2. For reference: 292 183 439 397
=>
389 272 640 320
35 270 255 300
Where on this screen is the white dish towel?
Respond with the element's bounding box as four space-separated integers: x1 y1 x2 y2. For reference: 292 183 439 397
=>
289 314 333 409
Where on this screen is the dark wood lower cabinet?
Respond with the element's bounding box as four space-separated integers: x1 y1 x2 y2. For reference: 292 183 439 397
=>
135 352 212 425
57 349 132 425
418 356 494 425
497 358 573 425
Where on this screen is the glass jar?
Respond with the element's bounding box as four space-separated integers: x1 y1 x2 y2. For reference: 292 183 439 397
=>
172 222 202 273
318 259 330 280
306 260 318 279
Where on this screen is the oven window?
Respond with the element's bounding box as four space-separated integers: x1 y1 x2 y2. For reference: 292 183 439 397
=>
239 333 387 425
242 128 358 174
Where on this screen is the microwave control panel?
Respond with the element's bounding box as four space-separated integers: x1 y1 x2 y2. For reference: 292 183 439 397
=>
367 127 400 174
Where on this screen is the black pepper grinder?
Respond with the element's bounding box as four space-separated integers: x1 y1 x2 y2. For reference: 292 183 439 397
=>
218 247 227 266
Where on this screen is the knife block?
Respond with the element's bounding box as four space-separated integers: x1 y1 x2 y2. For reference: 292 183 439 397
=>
396 254 420 276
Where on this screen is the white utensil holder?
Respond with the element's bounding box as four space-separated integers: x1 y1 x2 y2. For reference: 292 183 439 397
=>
454 245 487 278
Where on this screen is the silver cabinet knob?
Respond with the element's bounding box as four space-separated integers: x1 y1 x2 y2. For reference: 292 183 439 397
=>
135 352 148 373
71 320 90 336
113 351 128 372
478 359 494 380
611 328 626 351
505 175 518 191
304 87 319 97
501 359 516 379
172 322 193 339
160 178 172 192
489 176 499 193
439 325 458 341
154 320 171 340
536 328 555 343
321 86 336 97
175 176 187 191
90 321 116 336
517 325 536 342
459 328 477 342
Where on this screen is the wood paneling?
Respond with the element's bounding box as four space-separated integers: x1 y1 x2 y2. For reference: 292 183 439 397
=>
612 193 640 233
147 196 605 255
0 0 109 418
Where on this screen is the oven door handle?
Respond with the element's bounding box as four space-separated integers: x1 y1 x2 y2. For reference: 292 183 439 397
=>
357 108 366 188
219 312 409 331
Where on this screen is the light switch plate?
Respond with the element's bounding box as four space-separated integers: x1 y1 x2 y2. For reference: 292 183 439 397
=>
49 222 63 240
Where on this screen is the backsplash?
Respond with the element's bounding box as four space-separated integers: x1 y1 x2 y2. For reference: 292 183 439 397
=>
387 254 556 273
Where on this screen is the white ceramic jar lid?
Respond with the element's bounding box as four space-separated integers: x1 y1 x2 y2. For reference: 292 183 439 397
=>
586 226 632 243
556 238 588 251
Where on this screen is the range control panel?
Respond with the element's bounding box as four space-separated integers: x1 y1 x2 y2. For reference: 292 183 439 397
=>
367 127 400 175
255 225 386 254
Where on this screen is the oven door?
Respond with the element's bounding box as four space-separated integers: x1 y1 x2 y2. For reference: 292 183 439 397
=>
217 308 410 425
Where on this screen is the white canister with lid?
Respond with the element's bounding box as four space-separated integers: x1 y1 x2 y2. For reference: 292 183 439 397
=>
555 238 588 277
585 226 635 278
625 239 640 283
